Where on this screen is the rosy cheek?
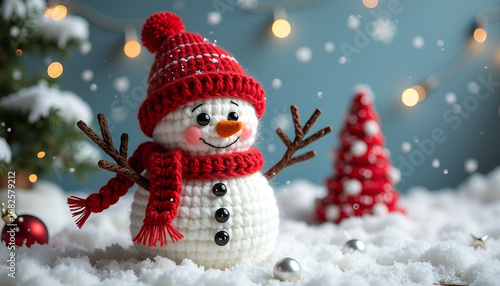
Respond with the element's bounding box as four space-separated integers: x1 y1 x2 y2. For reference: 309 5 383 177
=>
184 125 202 145
240 123 253 141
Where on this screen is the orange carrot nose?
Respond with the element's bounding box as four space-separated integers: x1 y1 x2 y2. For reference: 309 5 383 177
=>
216 120 243 138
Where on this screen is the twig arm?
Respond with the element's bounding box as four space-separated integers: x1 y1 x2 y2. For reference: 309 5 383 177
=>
264 106 332 181
77 113 150 191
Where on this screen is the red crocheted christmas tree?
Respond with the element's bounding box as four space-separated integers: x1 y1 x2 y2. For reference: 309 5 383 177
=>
316 86 405 223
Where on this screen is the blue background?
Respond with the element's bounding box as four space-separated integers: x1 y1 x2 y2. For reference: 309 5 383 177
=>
43 0 500 193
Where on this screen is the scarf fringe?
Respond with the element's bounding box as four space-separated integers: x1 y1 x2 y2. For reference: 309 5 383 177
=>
133 223 184 247
67 196 91 228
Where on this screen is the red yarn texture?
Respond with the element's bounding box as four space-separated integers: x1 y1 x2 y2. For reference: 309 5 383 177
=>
68 142 264 247
316 88 405 223
141 12 185 53
138 12 266 137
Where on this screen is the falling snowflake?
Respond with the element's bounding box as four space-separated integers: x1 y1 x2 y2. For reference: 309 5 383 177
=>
369 17 398 45
324 41 335 53
295 47 312 63
347 15 360 30
207 11 222 26
270 113 291 131
412 36 424 49
465 159 478 173
445 92 457 105
271 78 282 89
238 0 259 9
113 76 130 93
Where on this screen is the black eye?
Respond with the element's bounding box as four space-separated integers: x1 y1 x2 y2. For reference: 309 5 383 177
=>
228 112 239 121
197 113 210 126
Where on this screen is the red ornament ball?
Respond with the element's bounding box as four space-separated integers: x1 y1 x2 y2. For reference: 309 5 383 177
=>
2 215 49 247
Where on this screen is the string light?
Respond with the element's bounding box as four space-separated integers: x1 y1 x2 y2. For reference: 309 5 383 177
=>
402 8 499 105
473 28 487 43
123 25 141 58
401 87 420 107
45 5 67 21
241 0 328 39
272 7 291 38
51 5 68 21
45 7 52 18
15 49 22 56
37 151 46 158
474 14 488 43
28 174 38 183
362 0 378 8
47 62 63 78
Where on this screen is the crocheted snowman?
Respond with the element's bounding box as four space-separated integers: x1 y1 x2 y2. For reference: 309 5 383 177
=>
69 12 330 269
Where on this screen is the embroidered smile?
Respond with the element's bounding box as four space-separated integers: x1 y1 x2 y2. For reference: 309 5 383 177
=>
200 137 240 149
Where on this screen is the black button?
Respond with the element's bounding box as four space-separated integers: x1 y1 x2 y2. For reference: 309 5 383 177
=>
212 183 227 196
214 230 230 246
215 208 230 223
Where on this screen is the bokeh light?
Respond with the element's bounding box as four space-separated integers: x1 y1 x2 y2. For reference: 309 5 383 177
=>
29 174 38 183
473 28 487 43
402 88 420 107
51 5 67 21
272 19 291 38
47 62 63 78
124 40 141 58
362 0 378 8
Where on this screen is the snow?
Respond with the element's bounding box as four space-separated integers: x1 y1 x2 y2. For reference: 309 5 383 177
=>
207 11 222 26
370 17 398 45
237 0 258 9
401 141 411 153
89 83 98 92
81 70 94 82
266 143 276 153
0 136 12 163
271 78 282 89
39 15 89 49
0 81 93 124
338 56 347 64
1 0 45 21
412 36 425 49
3 168 500 285
9 25 20 37
324 41 335 52
296 47 312 63
12 69 22 80
79 41 92 55
347 15 360 30
465 159 479 173
432 159 441 168
72 141 101 164
445 92 457 105
468 81 480 94
113 77 130 93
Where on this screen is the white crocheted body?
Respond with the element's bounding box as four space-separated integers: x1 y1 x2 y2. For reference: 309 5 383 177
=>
130 172 279 269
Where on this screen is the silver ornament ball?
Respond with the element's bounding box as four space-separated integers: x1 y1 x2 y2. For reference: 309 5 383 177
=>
343 239 366 253
273 257 302 282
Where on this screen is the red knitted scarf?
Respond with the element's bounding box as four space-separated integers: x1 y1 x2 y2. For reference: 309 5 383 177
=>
68 142 264 247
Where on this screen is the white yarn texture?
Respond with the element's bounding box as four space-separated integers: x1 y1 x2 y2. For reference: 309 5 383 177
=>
130 173 280 269
152 97 258 156
133 97 279 269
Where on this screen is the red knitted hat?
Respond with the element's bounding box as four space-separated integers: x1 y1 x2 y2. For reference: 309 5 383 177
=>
138 12 266 137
